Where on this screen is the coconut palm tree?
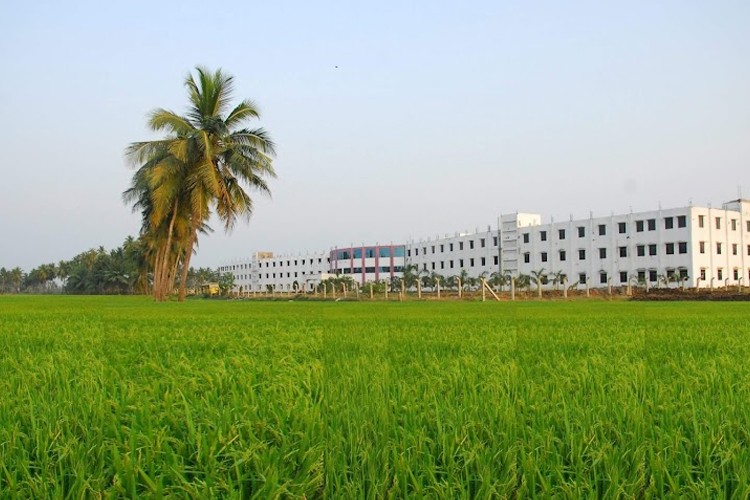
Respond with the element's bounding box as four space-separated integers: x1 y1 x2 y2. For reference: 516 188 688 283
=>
530 268 547 297
126 66 276 302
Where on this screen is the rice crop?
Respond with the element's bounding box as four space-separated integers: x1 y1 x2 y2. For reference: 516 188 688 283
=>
0 296 748 497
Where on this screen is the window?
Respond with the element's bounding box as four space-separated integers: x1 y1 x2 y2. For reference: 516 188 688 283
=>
578 226 585 238
559 250 567 261
480 238 485 248
431 262 435 270
665 243 675 255
732 244 738 255
493 237 498 246
698 215 705 228
379 247 391 258
731 219 737 231
700 268 706 281
440 245 444 253
734 268 739 280
459 259 464 267
747 221 750 232
579 273 587 284
638 270 646 282
664 217 674 229
637 245 645 257
717 242 722 255
649 244 657 256
678 242 687 254
619 246 627 257
747 244 750 256
619 271 628 283
541 252 548 262
677 215 687 228
648 219 656 231
449 243 454 252
440 261 445 269
559 229 566 240
679 268 688 279
523 253 530 263
469 240 474 249
459 242 463 251
578 249 586 260
540 231 547 242
717 268 723 281
649 270 657 282
431 246 435 254
423 247 427 255
480 257 486 266
618 222 627 234
469 258 474 267
600 272 608 284
636 220 644 232
493 256 499 265
599 248 607 259
699 241 706 254
522 233 530 244
716 217 721 230
598 224 606 236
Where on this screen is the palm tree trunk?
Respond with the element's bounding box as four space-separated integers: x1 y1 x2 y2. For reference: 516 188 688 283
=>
178 217 199 302
152 246 164 301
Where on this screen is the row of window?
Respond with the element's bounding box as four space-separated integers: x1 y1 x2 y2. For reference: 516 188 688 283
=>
235 270 325 281
522 242 690 263
520 214 750 244
699 268 750 281
337 266 405 275
335 247 406 260
220 257 329 272
697 215 750 231
409 237 498 257
698 242 750 256
420 256 498 271
576 268 690 285
521 216 691 243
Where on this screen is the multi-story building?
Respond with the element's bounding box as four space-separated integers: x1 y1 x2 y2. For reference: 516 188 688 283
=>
218 251 330 293
329 244 406 285
219 197 750 291
513 199 750 289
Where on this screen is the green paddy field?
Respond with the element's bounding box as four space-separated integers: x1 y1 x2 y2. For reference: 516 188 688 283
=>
0 296 748 497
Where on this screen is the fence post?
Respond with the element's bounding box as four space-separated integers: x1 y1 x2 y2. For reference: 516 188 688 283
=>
417 280 422 299
458 278 462 298
401 280 405 301
482 278 486 302
511 278 515 301
369 282 374 299
437 279 441 299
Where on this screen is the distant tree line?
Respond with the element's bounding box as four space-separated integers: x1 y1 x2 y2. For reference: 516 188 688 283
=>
0 235 220 296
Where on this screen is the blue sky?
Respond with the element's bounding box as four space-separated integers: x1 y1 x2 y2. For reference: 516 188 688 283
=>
1 1 749 269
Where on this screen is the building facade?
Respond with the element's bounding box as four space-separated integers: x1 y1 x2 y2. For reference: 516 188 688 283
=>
219 197 750 291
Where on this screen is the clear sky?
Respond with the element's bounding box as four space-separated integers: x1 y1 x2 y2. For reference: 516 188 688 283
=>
1 0 748 270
